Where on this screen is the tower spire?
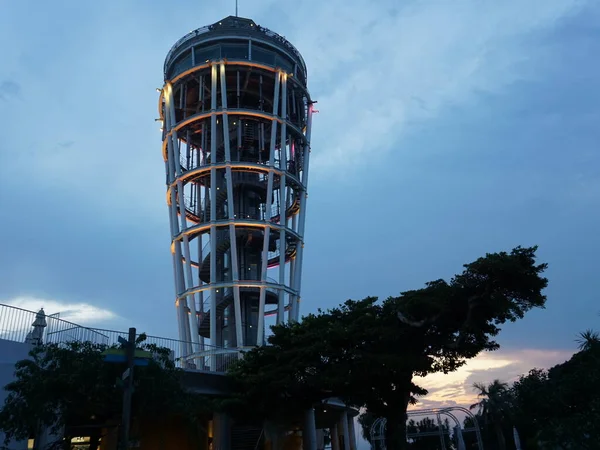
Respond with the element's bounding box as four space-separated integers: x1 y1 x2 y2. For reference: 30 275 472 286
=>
235 0 238 17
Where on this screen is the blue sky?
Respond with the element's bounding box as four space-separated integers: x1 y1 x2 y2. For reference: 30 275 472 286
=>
1 0 599 433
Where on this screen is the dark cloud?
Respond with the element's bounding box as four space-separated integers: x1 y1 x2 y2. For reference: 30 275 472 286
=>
412 398 461 411
463 349 572 390
463 364 525 390
57 140 75 149
0 0 599 359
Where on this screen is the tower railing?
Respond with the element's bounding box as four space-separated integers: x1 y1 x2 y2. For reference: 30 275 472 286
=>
0 303 238 373
196 277 281 312
163 21 307 78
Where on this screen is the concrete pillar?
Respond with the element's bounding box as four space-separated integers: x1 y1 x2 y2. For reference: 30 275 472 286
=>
347 416 357 450
331 424 340 450
198 420 209 450
212 413 231 450
303 408 317 450
338 412 350 450
316 429 324 450
454 426 466 450
265 422 282 450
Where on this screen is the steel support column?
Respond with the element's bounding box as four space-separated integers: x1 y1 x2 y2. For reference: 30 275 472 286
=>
257 71 280 345
291 104 313 321
165 83 192 353
277 72 288 324
220 62 244 348
209 64 218 366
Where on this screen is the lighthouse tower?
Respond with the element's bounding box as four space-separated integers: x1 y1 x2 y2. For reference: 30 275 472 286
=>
159 16 314 364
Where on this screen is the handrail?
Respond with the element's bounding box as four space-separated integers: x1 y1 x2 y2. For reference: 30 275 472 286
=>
197 277 281 312
183 188 301 225
254 429 265 450
163 21 307 78
0 303 236 373
164 25 212 75
0 303 104 335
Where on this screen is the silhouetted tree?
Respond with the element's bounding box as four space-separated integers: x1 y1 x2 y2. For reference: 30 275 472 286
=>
576 329 600 351
227 246 548 450
470 380 512 450
462 415 483 450
510 335 600 449
0 338 214 449
406 417 452 450
358 411 377 444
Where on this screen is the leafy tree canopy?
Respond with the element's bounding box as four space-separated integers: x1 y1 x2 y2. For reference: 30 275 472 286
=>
0 338 214 446
227 246 547 449
470 380 512 450
406 417 452 450
511 339 600 449
459 332 600 450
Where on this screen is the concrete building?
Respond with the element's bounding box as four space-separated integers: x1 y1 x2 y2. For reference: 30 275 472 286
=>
0 338 33 450
0 303 358 450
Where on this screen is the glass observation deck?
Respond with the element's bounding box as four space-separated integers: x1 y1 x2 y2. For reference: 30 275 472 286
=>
164 15 307 85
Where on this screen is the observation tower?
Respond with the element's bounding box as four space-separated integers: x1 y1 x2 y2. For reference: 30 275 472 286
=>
159 15 314 365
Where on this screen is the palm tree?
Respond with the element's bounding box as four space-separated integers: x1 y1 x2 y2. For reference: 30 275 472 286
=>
470 379 511 450
575 329 600 351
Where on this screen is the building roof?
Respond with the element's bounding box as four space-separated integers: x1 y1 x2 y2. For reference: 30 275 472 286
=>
163 15 307 77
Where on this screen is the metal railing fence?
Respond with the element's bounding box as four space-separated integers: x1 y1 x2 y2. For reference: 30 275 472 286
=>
0 303 239 373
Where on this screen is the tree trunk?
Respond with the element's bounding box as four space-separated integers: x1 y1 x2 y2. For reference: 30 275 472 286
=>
384 412 407 450
494 422 506 450
62 435 71 450
89 433 100 450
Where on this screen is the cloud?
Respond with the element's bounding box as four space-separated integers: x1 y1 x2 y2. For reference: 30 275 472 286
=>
2 296 119 325
0 80 20 101
57 140 75 149
410 347 573 411
0 0 588 219
0 297 137 349
354 347 573 447
284 0 586 172
355 348 572 448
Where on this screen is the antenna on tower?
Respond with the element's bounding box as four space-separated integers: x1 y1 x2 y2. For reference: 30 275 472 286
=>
235 0 238 17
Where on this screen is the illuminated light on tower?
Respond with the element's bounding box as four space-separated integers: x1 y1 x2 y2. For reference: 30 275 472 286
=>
159 16 314 366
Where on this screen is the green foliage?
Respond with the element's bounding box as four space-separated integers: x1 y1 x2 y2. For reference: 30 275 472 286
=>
511 342 600 449
470 380 513 450
227 246 547 449
465 332 600 449
575 329 600 351
470 380 512 424
0 339 213 445
0 341 119 442
462 415 484 450
406 417 452 450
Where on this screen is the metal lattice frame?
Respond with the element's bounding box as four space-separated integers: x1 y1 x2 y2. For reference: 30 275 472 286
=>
369 407 484 450
160 52 313 365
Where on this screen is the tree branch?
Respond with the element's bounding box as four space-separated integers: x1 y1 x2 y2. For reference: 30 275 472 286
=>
397 312 440 327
